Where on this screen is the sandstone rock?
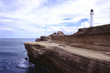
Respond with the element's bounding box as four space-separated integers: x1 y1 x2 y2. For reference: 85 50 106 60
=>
49 31 64 37
25 42 110 73
35 38 40 42
74 24 110 36
35 36 48 42
49 24 110 52
57 31 65 36
25 24 110 73
40 36 48 41
50 32 57 37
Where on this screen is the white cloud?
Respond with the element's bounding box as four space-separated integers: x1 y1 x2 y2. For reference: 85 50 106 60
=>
0 0 110 38
45 26 79 35
79 21 90 28
0 27 13 31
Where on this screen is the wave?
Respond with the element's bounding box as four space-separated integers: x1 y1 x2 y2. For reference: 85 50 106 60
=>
17 59 34 69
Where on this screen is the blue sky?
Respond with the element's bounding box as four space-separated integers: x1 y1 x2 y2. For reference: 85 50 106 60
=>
0 0 110 38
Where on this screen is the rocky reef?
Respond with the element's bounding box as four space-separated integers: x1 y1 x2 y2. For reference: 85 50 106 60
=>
24 24 110 73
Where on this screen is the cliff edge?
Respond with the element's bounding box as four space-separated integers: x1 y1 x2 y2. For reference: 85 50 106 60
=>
24 24 110 73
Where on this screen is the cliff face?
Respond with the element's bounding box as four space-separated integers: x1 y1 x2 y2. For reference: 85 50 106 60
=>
25 42 110 73
25 24 110 73
48 24 110 52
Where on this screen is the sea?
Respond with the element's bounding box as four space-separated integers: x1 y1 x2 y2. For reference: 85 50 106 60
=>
0 38 51 73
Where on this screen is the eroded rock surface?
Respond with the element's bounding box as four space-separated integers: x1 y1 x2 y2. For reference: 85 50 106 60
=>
35 36 48 42
25 42 110 73
25 24 110 73
47 24 110 52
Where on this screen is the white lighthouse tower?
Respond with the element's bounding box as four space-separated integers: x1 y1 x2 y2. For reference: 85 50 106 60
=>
90 9 94 27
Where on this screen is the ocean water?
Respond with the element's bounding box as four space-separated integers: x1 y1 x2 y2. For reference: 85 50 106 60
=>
0 38 51 73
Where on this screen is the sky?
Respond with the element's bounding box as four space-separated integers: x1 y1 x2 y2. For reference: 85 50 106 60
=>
0 0 110 38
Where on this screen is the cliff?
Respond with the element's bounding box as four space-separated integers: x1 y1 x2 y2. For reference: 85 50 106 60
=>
24 24 110 73
47 24 110 52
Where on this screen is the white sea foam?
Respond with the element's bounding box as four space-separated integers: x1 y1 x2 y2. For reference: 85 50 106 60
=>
18 59 34 69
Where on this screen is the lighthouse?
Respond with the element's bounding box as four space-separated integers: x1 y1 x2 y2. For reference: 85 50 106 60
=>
90 9 94 27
